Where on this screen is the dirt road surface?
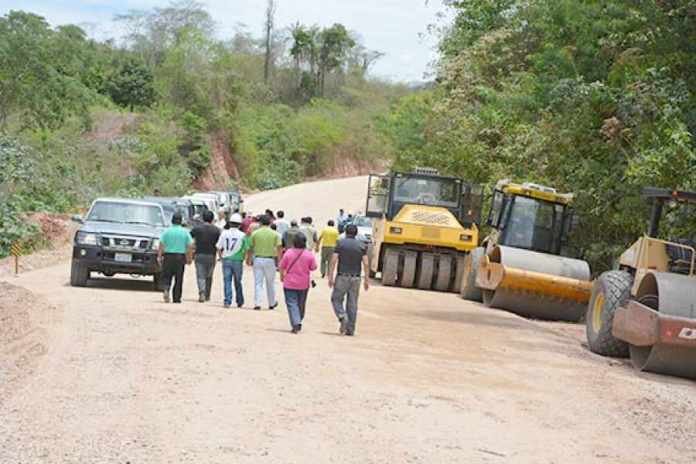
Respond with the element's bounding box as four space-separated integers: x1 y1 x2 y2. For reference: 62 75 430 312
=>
1 176 695 463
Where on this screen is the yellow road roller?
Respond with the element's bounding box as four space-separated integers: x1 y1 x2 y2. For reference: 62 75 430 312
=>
460 180 592 322
587 187 696 379
365 168 482 292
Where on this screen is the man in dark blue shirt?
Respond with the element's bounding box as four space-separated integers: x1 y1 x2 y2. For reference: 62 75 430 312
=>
328 224 370 336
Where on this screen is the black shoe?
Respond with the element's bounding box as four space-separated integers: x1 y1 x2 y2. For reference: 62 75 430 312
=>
291 326 299 334
269 302 279 310
345 331 354 336
223 303 231 309
339 317 348 335
297 324 302 332
198 292 205 303
237 303 244 309
253 306 261 310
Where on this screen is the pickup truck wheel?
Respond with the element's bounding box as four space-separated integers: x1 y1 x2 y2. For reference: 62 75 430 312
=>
70 260 90 287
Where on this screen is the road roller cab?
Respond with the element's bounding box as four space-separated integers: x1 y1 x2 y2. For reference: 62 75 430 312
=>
587 188 696 379
460 180 592 322
365 169 482 292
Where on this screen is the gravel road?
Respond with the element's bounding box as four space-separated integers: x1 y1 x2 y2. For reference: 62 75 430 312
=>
1 176 695 463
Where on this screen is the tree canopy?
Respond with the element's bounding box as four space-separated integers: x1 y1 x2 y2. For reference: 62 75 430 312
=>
379 0 696 271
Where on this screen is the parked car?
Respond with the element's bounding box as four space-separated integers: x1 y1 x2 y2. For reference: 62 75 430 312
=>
349 215 374 244
142 197 195 227
339 215 374 270
229 190 243 213
184 197 210 224
70 198 167 288
208 191 230 212
190 193 219 214
339 216 373 243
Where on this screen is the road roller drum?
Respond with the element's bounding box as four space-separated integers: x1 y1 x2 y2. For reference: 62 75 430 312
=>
476 246 592 322
612 272 696 379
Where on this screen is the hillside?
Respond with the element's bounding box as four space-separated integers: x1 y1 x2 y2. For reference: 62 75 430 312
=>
0 5 404 257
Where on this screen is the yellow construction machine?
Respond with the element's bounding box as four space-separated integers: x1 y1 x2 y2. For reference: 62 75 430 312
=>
365 168 483 292
460 180 592 322
586 188 696 379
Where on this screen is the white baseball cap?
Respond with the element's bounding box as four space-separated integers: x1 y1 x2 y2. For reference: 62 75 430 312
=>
229 213 243 224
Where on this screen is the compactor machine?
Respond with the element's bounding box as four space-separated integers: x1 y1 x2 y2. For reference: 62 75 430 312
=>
460 180 591 322
587 188 696 379
365 169 482 292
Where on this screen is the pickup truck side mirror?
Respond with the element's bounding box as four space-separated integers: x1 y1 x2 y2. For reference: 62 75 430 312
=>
71 214 84 224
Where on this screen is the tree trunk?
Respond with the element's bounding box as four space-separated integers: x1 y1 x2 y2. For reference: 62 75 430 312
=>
263 0 276 85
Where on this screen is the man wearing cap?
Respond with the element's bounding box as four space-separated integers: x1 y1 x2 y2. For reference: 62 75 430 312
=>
247 214 282 310
217 213 249 308
158 212 194 304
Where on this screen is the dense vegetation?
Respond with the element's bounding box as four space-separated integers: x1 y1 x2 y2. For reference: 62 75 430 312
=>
379 0 696 271
0 2 406 257
4 1 695 270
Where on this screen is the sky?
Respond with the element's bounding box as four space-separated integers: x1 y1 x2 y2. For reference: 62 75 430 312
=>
0 0 453 82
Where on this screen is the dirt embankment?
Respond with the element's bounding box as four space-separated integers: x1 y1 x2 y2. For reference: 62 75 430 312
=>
320 154 385 179
0 281 62 397
193 130 241 191
194 130 385 191
0 213 77 278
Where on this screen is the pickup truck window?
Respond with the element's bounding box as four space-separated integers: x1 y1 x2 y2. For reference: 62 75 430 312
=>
87 202 165 226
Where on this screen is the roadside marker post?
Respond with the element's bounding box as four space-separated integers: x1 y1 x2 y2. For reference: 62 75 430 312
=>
10 241 22 276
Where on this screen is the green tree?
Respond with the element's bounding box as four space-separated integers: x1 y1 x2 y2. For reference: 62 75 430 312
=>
0 11 96 130
105 58 155 110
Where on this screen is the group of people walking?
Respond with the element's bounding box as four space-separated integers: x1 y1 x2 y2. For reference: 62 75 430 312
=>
157 208 369 336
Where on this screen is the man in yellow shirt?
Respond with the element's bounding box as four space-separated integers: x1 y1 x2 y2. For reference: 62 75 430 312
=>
316 220 339 278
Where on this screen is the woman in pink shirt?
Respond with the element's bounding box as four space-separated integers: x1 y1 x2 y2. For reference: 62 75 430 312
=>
279 233 317 333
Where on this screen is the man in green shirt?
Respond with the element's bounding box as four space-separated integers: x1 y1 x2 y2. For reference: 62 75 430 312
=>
158 212 194 303
247 214 282 310
216 214 250 308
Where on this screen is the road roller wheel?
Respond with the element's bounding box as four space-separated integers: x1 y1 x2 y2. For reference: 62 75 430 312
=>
382 248 400 287
400 251 417 288
481 290 495 307
585 270 632 358
418 253 435 290
453 254 467 294
460 247 484 302
435 255 453 292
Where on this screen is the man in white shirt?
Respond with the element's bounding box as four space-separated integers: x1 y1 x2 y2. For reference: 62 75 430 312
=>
275 210 290 237
300 217 318 251
216 213 249 308
215 207 227 229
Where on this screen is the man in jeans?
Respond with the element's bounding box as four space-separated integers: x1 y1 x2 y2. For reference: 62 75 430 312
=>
216 213 249 308
190 210 221 303
158 212 194 304
247 214 282 310
328 224 370 336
